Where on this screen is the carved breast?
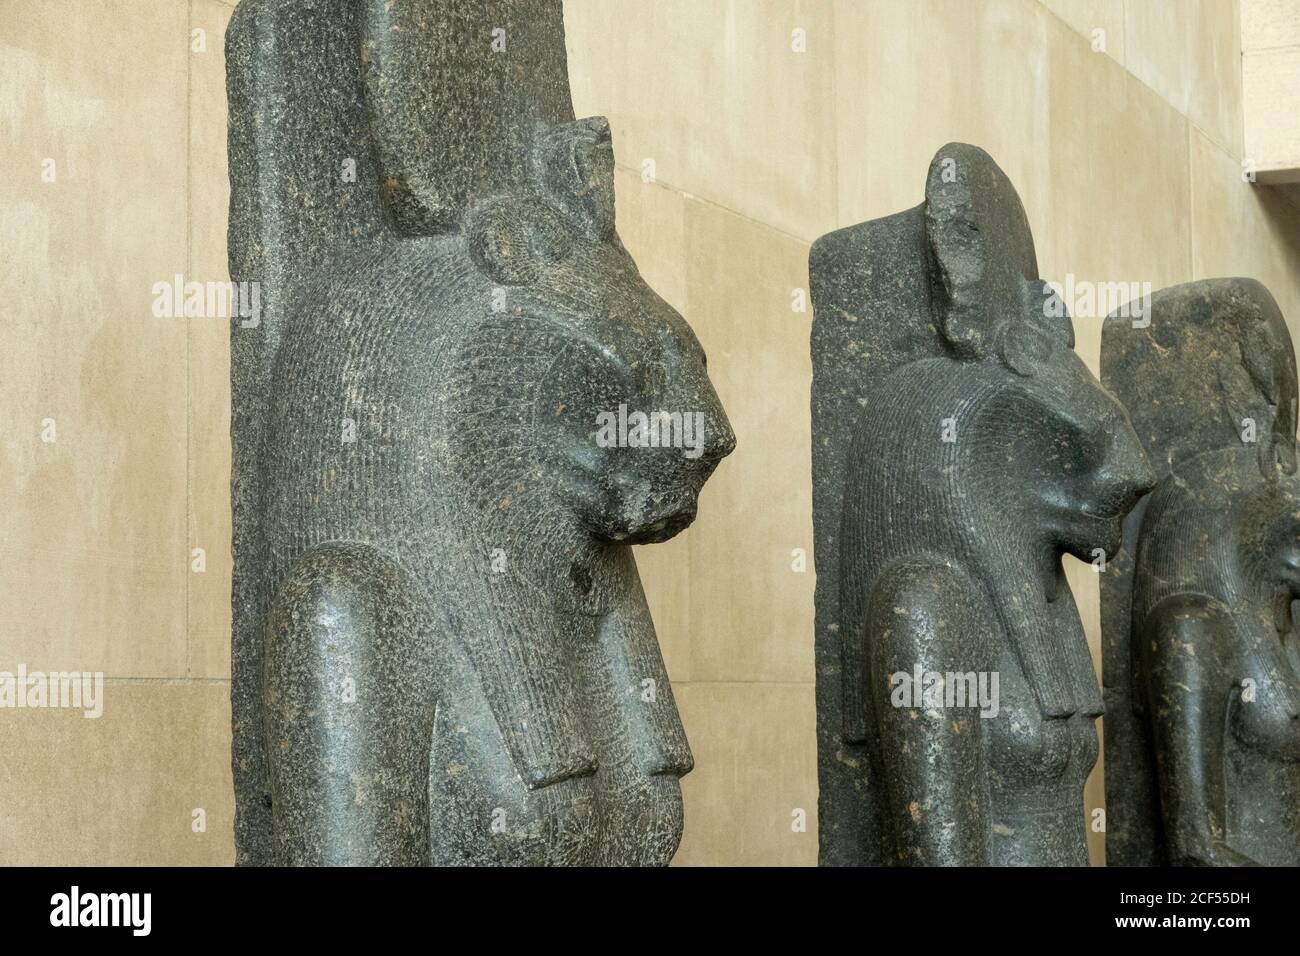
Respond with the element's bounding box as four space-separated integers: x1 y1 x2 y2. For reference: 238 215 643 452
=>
983 640 1098 867
427 592 688 866
986 646 1099 793
1230 610 1300 763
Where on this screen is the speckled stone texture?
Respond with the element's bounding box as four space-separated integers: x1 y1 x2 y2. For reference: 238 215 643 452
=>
1102 278 1300 866
810 143 1155 865
226 0 733 866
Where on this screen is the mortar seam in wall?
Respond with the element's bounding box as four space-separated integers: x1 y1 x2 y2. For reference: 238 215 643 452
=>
613 161 813 246
611 5 1245 234
1037 0 1126 72
1120 0 1127 68
1191 119 1297 225
1242 42 1300 55
102 677 230 685
1131 67 1242 164
1055 0 1245 163
1190 117 1249 168
185 0 194 681
1237 0 1244 169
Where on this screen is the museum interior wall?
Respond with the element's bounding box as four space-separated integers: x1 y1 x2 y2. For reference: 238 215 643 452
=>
1242 0 1300 181
2 0 1298 865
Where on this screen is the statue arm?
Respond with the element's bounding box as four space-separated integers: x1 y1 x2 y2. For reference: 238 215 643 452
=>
1142 595 1258 866
263 542 439 865
865 560 994 866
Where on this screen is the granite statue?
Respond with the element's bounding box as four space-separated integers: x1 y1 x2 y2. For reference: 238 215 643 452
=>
811 143 1155 865
225 0 733 865
1102 278 1300 866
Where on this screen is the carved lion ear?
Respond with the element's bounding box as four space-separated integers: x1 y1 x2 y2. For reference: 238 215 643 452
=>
1238 294 1299 476
923 144 1040 359
465 195 573 286
527 116 616 241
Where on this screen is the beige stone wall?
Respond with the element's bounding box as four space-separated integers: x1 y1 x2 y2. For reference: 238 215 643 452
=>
1242 0 1300 182
1 0 236 864
2 0 1297 866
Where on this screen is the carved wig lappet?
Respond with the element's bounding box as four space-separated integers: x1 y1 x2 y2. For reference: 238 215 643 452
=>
1102 279 1300 866
225 0 733 865
811 144 1154 865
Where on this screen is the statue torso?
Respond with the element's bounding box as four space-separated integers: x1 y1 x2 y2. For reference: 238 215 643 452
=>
261 247 690 865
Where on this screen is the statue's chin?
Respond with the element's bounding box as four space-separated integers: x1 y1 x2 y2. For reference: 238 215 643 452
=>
595 502 699 545
1043 499 1126 564
1060 515 1123 565
622 509 697 544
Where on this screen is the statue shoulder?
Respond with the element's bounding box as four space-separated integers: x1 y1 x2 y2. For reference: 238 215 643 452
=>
1139 592 1238 673
865 558 996 664
1142 592 1235 640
